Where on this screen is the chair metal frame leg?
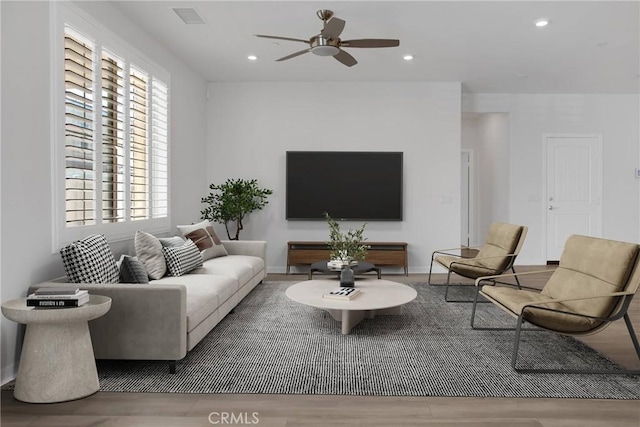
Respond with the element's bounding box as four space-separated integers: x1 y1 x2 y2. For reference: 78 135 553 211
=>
511 312 640 374
427 252 436 285
470 285 529 330
447 269 522 304
472 289 640 374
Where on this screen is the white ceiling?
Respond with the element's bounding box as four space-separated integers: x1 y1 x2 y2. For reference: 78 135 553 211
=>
111 1 640 93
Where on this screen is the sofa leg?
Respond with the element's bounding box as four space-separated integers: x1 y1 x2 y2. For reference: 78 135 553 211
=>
169 361 176 374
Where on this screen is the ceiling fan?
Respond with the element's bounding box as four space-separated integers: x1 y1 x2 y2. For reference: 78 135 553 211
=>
255 9 400 67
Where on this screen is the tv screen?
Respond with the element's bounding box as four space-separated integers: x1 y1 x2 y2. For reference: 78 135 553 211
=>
286 151 403 221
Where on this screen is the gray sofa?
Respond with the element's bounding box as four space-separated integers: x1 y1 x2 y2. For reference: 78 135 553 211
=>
30 240 266 373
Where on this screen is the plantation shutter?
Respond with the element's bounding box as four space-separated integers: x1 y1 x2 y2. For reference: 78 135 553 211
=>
101 50 125 223
60 21 170 237
129 66 149 220
151 78 169 219
64 28 95 226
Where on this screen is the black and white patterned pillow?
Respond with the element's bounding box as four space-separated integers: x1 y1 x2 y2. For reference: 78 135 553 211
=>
162 239 203 277
60 234 120 284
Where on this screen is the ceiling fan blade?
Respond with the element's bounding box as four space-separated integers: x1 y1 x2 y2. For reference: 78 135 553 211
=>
333 49 357 67
341 39 400 48
322 17 346 39
254 34 309 44
276 48 312 62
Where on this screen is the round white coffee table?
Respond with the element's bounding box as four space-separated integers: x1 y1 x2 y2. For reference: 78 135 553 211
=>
1 295 111 403
286 279 417 334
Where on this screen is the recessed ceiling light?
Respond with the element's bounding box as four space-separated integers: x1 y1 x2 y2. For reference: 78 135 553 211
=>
403 55 414 61
534 18 550 27
516 73 529 79
247 55 258 61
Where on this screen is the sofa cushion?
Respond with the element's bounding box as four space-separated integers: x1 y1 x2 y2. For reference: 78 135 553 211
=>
60 234 119 284
177 220 228 261
135 230 166 280
151 274 237 332
192 255 262 287
163 240 204 277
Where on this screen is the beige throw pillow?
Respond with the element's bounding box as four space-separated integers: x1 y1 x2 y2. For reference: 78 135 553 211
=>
177 220 228 261
134 230 166 280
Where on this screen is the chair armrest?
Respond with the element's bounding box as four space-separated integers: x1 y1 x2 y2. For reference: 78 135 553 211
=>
433 246 483 260
520 291 635 312
474 269 555 286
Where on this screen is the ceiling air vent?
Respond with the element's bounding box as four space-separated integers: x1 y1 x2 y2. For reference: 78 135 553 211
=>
172 8 206 25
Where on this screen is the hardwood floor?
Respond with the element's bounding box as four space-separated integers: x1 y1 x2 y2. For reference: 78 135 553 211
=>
2 270 639 427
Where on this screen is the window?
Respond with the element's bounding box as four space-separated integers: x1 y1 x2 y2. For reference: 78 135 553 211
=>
53 5 170 248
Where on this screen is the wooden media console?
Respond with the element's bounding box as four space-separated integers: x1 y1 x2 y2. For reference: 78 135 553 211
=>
286 241 408 275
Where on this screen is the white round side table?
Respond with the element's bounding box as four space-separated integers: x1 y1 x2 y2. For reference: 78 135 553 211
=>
1 295 111 403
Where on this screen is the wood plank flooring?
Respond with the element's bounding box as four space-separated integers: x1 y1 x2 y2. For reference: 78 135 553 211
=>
2 269 639 427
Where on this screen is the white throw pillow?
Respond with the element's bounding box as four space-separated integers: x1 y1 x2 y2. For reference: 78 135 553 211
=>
134 230 166 280
177 220 228 261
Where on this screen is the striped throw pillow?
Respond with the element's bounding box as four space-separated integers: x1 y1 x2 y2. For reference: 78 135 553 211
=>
162 239 203 277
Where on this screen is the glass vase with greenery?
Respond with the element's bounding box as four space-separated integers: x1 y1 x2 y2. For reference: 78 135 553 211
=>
201 178 273 240
325 212 369 264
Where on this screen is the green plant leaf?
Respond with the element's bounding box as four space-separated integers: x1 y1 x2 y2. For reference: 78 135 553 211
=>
201 179 273 240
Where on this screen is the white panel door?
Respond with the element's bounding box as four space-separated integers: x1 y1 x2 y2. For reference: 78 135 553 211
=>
545 134 602 260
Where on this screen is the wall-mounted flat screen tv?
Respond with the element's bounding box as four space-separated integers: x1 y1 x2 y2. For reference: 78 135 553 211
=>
286 151 403 221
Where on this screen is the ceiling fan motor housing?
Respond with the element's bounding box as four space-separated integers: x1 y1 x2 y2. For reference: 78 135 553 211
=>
310 36 339 56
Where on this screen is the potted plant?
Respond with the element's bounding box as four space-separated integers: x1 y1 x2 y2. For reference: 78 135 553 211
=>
325 212 369 266
201 178 273 240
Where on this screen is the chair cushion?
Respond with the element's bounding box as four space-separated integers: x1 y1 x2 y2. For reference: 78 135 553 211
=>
436 223 523 278
481 286 597 333
475 223 523 271
435 255 498 279
541 235 639 319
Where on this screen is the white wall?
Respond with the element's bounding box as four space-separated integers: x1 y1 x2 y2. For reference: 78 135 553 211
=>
462 113 510 244
0 1 208 383
206 82 462 273
463 94 640 264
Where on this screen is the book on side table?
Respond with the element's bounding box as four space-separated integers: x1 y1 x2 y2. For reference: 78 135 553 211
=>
27 289 89 308
323 287 361 301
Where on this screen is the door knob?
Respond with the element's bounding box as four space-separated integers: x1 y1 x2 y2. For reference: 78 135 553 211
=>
548 205 556 210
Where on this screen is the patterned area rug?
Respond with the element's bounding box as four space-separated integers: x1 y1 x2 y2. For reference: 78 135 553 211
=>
94 281 640 398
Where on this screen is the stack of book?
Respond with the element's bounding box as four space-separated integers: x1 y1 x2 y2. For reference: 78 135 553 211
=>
26 287 90 308
322 287 361 301
327 260 358 270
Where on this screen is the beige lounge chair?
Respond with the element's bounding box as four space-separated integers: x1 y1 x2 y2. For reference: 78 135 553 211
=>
471 234 640 374
428 223 528 302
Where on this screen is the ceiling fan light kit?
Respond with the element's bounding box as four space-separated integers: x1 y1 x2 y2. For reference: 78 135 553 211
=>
310 36 340 56
255 9 400 67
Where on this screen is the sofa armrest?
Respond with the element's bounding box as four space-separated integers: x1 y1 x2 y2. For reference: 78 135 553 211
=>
222 240 267 262
29 281 187 361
